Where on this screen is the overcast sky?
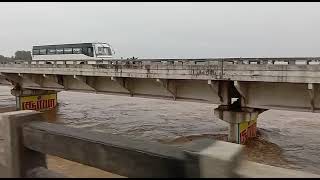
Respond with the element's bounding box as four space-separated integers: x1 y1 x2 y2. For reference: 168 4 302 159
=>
1 2 320 58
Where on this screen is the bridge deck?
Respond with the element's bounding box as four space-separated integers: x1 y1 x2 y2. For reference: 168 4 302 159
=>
1 60 320 83
0 58 320 112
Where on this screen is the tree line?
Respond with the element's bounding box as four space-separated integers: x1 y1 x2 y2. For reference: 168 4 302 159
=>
0 50 32 61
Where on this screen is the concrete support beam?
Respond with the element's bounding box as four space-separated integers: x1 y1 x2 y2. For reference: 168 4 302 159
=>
62 75 93 92
41 74 64 89
111 77 133 96
1 73 22 87
222 81 232 105
308 83 316 112
17 74 64 90
73 75 96 91
0 73 13 86
1 73 63 90
18 74 41 87
207 80 223 102
234 81 248 106
156 78 176 100
0 111 46 178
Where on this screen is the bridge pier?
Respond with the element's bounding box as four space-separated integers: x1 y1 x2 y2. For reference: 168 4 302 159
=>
214 105 266 144
11 87 58 111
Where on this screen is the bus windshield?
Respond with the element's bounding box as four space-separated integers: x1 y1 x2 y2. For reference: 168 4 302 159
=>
96 47 112 56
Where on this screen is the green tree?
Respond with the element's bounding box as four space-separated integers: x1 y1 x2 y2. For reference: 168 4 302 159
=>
14 50 32 60
0 55 11 61
0 55 6 61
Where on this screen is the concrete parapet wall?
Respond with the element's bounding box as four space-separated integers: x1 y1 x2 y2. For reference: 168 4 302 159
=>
0 110 318 178
0 110 46 177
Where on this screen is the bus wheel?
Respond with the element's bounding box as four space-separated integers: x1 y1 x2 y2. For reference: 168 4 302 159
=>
80 62 85 64
46 62 52 64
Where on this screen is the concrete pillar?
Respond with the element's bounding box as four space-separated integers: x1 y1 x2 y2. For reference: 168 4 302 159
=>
214 105 264 144
11 88 58 111
0 110 46 177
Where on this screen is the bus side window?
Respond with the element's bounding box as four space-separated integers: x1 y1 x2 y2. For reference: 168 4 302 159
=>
64 48 72 54
73 48 82 54
56 49 63 54
40 49 47 55
88 47 93 57
48 49 56 55
106 47 112 55
82 47 88 56
33 49 40 55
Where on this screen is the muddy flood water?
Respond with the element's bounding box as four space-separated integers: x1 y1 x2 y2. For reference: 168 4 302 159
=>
0 86 319 177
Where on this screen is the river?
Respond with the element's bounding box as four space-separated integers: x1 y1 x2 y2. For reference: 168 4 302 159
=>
0 86 319 176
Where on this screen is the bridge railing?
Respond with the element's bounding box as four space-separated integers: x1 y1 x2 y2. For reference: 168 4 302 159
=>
1 57 320 67
0 110 319 178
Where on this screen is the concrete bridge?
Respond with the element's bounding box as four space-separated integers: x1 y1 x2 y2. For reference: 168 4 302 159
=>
0 57 320 144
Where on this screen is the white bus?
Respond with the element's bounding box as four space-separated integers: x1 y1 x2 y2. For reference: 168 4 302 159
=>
32 42 114 63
